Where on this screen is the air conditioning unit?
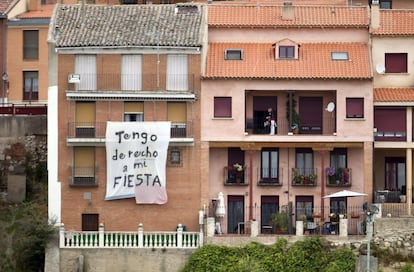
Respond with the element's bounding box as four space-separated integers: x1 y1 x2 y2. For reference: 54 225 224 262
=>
68 73 80 83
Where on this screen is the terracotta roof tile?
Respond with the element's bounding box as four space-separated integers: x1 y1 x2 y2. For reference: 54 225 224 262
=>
371 10 414 35
218 0 349 6
204 42 371 79
16 4 54 19
0 0 13 14
374 88 414 102
51 4 204 48
208 5 369 27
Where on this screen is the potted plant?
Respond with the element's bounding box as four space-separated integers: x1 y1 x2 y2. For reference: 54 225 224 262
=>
270 211 289 233
233 163 243 184
286 94 300 132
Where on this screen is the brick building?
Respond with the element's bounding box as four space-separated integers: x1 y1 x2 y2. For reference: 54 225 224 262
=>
47 3 207 231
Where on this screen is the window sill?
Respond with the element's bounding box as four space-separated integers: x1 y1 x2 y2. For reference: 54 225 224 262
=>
212 117 233 120
344 117 365 121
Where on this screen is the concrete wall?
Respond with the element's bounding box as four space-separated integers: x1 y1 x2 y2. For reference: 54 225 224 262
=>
0 115 47 138
50 247 194 272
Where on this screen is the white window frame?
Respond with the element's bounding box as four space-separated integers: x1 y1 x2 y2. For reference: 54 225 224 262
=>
167 55 188 91
122 55 142 91
75 55 97 91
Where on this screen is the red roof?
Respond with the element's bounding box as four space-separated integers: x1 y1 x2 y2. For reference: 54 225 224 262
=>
374 88 414 102
17 4 54 19
208 5 369 27
204 42 371 79
371 10 414 35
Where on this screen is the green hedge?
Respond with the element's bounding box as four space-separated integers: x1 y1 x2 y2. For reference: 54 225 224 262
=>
180 237 355 272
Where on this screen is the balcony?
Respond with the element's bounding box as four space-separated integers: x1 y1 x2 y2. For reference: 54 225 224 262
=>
0 103 47 115
65 73 195 93
257 167 283 186
374 130 406 142
245 116 335 136
70 166 97 186
67 121 194 140
291 168 317 186
325 167 352 187
224 165 248 186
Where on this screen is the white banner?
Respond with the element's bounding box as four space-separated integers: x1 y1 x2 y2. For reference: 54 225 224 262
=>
105 122 170 204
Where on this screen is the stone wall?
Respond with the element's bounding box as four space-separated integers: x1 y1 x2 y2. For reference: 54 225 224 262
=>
373 217 414 255
0 115 47 201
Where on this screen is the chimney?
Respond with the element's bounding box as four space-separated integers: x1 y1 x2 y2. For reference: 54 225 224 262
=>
370 0 380 29
282 1 294 21
28 0 41 12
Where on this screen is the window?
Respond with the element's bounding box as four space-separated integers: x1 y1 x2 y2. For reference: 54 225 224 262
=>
296 148 313 175
385 53 407 73
120 0 138 4
330 148 347 169
23 71 38 101
261 149 279 182
168 102 187 137
23 30 38 60
214 97 232 118
75 102 96 137
346 98 364 118
279 46 294 59
225 49 243 60
380 0 392 9
295 196 313 221
261 196 279 233
170 150 181 164
73 147 96 186
124 102 143 122
82 214 99 231
122 55 142 91
167 55 188 91
331 52 348 61
75 55 97 91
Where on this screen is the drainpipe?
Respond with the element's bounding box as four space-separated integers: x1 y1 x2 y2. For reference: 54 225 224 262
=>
320 150 326 222
249 150 253 220
1 14 7 104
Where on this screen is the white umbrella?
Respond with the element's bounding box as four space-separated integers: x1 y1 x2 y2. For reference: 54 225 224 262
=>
216 192 226 217
323 190 367 198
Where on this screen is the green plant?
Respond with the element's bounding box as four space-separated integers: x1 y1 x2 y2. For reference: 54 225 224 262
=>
270 211 289 233
286 93 300 130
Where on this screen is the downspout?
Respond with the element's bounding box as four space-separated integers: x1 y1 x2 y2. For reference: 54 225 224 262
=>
1 14 7 103
249 150 253 220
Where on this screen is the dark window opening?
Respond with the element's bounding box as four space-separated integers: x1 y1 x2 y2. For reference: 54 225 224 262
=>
346 98 364 118
279 46 294 59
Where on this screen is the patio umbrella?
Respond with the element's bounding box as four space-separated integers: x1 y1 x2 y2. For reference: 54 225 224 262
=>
216 192 226 217
323 190 367 198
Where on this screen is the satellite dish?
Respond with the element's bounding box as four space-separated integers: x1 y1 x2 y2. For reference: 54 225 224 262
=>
326 102 335 112
376 63 385 74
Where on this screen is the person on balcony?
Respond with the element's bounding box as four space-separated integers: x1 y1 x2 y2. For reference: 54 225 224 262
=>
264 107 276 135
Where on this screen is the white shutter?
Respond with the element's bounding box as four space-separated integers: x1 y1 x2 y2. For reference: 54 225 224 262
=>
122 55 142 91
167 55 188 91
75 55 97 91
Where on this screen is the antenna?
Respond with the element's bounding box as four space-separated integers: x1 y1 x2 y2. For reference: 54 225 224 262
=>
326 102 335 112
376 63 385 74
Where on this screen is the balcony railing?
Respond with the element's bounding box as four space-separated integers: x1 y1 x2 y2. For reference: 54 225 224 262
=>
325 167 352 187
374 131 406 142
257 167 283 186
70 166 97 186
224 165 248 185
67 121 194 139
0 103 47 115
66 73 195 93
291 168 317 186
245 117 335 135
60 223 201 249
